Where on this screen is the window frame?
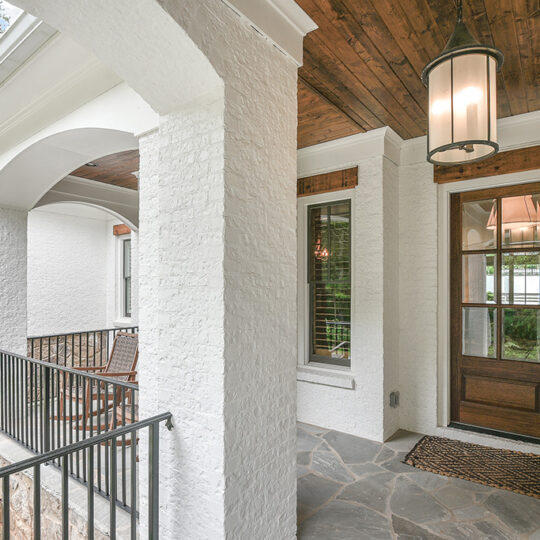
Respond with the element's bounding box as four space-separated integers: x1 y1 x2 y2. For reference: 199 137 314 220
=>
122 238 132 318
298 189 354 371
115 232 133 325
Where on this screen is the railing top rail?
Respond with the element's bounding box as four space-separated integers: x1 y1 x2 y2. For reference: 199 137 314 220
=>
27 326 138 340
0 349 138 390
0 412 172 478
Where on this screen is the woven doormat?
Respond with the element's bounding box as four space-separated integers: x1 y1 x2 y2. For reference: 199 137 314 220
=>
404 435 540 499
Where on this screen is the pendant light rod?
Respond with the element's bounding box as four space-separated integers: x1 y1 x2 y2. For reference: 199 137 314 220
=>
456 0 463 22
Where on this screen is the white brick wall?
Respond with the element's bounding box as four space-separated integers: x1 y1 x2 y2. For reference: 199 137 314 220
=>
398 160 438 435
27 207 138 336
0 207 27 354
296 135 400 443
27 208 111 335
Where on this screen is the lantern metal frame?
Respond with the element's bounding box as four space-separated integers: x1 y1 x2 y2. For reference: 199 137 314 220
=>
421 0 504 166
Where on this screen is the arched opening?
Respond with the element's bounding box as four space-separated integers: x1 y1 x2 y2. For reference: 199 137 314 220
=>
0 127 138 210
27 202 138 337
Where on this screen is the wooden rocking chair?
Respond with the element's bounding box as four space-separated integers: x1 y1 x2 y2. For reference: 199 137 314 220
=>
57 332 138 433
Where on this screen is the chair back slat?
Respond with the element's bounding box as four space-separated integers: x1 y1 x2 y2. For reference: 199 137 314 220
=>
106 333 138 381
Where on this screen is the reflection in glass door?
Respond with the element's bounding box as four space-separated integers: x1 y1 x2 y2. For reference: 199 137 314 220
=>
451 184 540 439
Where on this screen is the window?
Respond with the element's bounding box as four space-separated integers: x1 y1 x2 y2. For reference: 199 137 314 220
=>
308 200 351 367
123 239 132 318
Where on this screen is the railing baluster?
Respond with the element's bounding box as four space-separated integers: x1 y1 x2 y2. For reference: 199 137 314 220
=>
110 435 117 539
105 382 110 496
34 464 41 540
121 386 126 506
75 373 80 479
87 446 94 540
130 426 137 539
68 372 73 473
61 455 68 540
43 365 51 453
3 475 10 540
97 381 102 494
149 421 159 540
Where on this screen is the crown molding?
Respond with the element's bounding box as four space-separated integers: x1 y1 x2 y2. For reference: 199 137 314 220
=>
223 0 317 66
0 56 116 140
297 127 403 177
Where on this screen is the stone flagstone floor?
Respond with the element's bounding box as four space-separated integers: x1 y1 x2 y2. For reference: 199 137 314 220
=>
297 423 540 539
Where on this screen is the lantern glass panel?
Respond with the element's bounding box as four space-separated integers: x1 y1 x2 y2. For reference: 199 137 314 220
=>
489 56 497 142
452 53 489 144
428 59 452 153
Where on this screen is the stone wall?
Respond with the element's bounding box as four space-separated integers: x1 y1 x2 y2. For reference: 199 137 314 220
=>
0 456 108 539
27 331 109 367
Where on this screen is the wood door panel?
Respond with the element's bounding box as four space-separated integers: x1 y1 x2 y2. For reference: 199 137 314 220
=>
461 356 540 382
460 401 540 438
451 183 540 440
462 375 538 411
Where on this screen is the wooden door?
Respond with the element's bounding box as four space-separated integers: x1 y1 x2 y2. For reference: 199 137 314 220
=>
451 182 540 440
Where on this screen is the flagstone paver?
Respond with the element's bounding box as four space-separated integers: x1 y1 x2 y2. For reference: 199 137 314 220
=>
297 423 540 539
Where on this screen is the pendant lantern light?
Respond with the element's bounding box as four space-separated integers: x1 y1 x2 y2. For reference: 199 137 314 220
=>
422 0 503 166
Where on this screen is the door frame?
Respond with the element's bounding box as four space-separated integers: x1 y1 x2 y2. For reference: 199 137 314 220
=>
437 169 540 432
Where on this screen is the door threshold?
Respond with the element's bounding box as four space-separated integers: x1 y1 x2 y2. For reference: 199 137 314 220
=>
449 422 540 445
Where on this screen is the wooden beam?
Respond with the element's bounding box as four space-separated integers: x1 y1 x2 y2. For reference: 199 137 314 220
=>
113 224 131 236
434 146 540 184
298 167 358 197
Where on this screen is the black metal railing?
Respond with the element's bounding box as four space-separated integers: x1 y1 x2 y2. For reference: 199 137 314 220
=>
0 412 172 539
0 350 139 513
27 327 139 368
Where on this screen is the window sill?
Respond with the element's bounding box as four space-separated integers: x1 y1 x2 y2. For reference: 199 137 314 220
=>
113 318 135 328
297 365 355 390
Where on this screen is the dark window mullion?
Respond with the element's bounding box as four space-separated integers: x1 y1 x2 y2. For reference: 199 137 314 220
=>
496 197 502 360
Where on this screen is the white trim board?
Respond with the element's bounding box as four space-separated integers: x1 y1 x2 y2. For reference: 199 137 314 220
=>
223 0 317 66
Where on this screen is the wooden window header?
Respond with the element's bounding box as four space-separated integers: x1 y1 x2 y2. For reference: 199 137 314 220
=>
434 145 540 184
298 167 358 197
113 224 131 236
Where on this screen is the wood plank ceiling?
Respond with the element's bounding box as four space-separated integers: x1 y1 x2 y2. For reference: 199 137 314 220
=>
296 0 539 148
67 2 538 188
70 150 139 190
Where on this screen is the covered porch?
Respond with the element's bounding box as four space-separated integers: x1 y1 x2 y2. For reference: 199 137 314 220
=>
0 0 538 538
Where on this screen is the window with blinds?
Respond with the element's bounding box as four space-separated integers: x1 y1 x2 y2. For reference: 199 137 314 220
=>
308 200 351 367
123 239 132 318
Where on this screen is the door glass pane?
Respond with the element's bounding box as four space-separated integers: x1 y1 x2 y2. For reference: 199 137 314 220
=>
462 253 496 303
502 308 540 362
462 307 496 357
502 252 540 305
502 194 540 248
462 199 497 250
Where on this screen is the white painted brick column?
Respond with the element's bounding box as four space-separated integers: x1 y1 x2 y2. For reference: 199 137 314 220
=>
137 56 297 540
137 96 229 539
0 207 27 355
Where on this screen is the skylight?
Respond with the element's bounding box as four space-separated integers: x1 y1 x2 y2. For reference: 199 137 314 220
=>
0 1 23 34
